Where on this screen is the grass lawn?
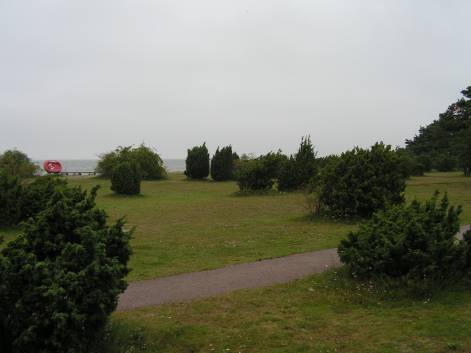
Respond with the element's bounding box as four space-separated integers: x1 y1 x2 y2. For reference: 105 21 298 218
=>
2 172 470 281
67 174 355 281
2 172 471 352
99 269 471 353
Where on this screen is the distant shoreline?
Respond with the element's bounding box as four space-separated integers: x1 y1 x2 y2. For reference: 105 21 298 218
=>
34 159 186 173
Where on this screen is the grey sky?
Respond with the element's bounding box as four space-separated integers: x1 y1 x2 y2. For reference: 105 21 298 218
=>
1 0 470 159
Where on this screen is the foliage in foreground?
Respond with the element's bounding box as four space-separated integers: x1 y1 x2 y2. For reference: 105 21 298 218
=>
185 143 210 179
0 171 23 227
96 144 166 180
311 142 407 219
0 174 67 227
0 184 132 353
0 149 37 178
338 192 470 289
210 145 236 181
111 162 141 195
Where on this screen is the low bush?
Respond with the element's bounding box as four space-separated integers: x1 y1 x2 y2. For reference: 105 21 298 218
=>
211 146 235 181
236 159 274 192
256 150 288 179
0 184 132 353
311 142 406 219
0 171 23 227
338 193 468 288
185 143 210 179
96 144 166 180
0 149 37 178
111 162 141 195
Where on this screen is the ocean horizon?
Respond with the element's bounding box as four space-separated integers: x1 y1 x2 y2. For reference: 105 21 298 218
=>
34 159 186 174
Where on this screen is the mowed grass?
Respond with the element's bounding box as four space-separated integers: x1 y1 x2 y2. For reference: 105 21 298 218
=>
2 172 470 280
99 269 471 353
67 174 354 281
406 172 471 224
2 172 471 352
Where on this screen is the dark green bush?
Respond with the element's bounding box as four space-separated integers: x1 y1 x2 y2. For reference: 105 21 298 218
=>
435 154 457 172
256 150 288 179
20 176 68 221
96 144 166 180
278 136 317 191
185 143 210 179
338 193 467 287
311 142 406 219
236 159 274 192
111 162 141 195
396 148 426 177
211 146 235 181
0 171 23 227
0 149 37 178
0 184 132 353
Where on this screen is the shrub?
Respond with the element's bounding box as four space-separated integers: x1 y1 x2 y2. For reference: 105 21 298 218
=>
256 150 287 179
396 148 426 177
311 142 406 219
338 193 467 287
236 159 274 192
0 149 37 178
435 154 457 172
278 136 317 191
211 146 235 181
20 176 68 221
185 143 210 179
0 171 23 227
96 144 166 180
111 162 141 195
0 184 132 353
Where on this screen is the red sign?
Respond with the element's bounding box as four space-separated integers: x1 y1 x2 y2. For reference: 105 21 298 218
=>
43 160 62 174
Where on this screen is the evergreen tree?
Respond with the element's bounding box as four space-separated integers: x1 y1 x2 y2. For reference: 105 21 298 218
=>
185 143 210 179
211 146 235 181
406 86 471 175
278 136 317 191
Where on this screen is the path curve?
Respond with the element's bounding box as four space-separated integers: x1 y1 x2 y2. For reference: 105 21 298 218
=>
117 225 471 311
117 248 340 311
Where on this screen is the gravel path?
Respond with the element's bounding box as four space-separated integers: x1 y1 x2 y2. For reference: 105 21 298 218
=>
117 225 471 311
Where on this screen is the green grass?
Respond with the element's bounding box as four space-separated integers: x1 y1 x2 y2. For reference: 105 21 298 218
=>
405 172 471 224
67 174 356 281
97 269 471 353
2 172 471 352
2 172 470 281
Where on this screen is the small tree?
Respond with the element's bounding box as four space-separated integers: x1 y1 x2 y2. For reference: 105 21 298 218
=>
0 184 132 353
96 144 166 180
0 171 23 227
236 159 274 192
111 162 141 195
211 146 235 181
257 150 288 179
338 193 467 287
311 142 406 219
0 149 37 178
278 136 317 191
185 143 210 179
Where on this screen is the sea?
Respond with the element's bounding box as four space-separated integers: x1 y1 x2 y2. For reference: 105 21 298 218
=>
34 159 186 174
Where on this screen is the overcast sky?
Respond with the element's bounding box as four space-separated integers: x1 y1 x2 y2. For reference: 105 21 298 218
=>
1 0 470 159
